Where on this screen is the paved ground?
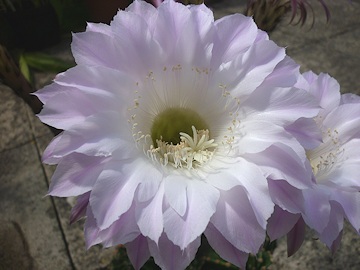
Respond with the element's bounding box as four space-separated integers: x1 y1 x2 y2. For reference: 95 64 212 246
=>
1 1 359 269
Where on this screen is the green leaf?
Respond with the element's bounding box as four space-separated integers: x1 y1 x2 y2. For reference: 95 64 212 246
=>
23 52 74 73
18 53 32 83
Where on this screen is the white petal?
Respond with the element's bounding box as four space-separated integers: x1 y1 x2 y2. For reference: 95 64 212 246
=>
226 40 285 97
163 180 219 250
324 103 360 142
243 86 319 125
172 3 214 66
244 143 312 189
89 159 143 229
237 121 305 156
153 0 191 63
54 65 135 99
136 182 165 243
37 85 114 130
164 175 189 217
221 159 274 229
212 14 258 65
110 9 163 74
308 73 340 114
46 111 134 158
125 0 158 28
71 31 122 69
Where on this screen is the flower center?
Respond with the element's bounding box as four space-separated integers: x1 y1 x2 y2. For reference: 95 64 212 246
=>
147 108 217 171
306 128 344 181
150 108 209 145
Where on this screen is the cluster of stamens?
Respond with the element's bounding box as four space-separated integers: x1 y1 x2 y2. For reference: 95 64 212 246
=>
308 128 345 179
147 126 217 170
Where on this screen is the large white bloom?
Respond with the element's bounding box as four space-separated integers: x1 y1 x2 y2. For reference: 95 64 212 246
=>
36 1 319 269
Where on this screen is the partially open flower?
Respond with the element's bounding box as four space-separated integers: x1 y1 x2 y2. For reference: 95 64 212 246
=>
268 72 360 255
36 1 319 268
301 72 360 251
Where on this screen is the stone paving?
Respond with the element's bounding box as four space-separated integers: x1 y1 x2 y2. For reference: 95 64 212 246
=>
1 1 359 269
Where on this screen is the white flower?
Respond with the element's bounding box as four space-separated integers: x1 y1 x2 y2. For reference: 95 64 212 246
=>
36 1 319 269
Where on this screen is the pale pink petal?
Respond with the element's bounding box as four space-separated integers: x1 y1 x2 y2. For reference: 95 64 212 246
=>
54 65 135 99
210 186 266 254
237 120 305 157
267 206 301 241
90 159 144 229
243 86 319 125
70 191 90 224
126 0 158 28
153 0 191 62
136 182 165 243
302 187 331 233
34 83 66 103
42 132 63 164
244 144 312 189
148 233 201 270
287 217 306 256
48 153 107 197
163 180 219 249
164 175 188 217
212 14 258 65
268 180 305 214
110 9 163 73
125 235 151 270
71 31 122 69
285 117 322 149
330 230 343 254
323 103 360 142
219 159 274 229
37 85 115 130
341 93 360 104
330 190 360 231
260 56 300 88
217 40 285 98
173 4 214 67
84 207 101 249
45 112 134 158
99 203 141 247
205 223 249 269
306 72 341 114
318 201 344 249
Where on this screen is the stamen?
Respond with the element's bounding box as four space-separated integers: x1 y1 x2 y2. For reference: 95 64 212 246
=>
147 126 217 170
307 128 345 180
